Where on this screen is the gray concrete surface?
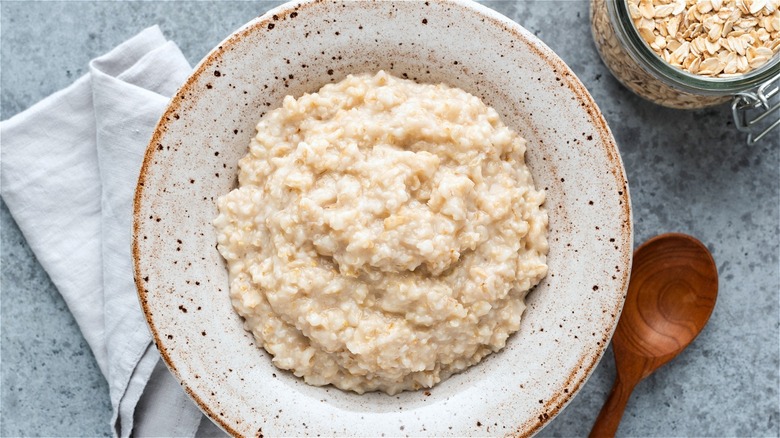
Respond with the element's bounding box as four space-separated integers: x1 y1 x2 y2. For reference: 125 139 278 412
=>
1 1 778 437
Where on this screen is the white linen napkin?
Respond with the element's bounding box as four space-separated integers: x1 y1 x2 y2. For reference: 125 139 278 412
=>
1 26 212 437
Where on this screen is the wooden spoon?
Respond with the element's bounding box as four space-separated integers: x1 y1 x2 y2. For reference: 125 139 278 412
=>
589 233 718 438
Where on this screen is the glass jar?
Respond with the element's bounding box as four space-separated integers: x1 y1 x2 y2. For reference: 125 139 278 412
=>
590 0 780 143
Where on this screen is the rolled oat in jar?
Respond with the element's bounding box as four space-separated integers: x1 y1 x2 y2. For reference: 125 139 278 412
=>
590 0 780 142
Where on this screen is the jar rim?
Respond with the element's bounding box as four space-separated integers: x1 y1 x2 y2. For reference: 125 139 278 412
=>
608 0 780 95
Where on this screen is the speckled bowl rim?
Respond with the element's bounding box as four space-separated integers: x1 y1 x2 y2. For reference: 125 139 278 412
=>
133 1 633 436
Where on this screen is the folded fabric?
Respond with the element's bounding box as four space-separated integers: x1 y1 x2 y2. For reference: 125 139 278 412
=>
1 26 209 437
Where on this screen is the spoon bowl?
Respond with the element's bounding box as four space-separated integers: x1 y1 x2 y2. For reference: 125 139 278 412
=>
590 233 718 437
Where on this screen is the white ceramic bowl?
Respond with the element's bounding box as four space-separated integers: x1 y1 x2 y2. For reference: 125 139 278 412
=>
133 1 632 436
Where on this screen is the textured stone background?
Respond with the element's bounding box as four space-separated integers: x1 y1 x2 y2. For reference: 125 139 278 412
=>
1 1 778 437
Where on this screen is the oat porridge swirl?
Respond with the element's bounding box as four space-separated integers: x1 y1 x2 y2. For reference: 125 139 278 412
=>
214 71 549 395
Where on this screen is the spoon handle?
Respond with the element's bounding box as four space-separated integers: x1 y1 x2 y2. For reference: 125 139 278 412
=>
588 377 637 438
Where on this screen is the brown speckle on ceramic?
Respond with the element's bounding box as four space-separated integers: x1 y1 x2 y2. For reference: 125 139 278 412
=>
132 1 632 436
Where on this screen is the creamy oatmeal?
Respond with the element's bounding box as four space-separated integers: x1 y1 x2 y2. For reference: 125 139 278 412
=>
214 71 548 395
